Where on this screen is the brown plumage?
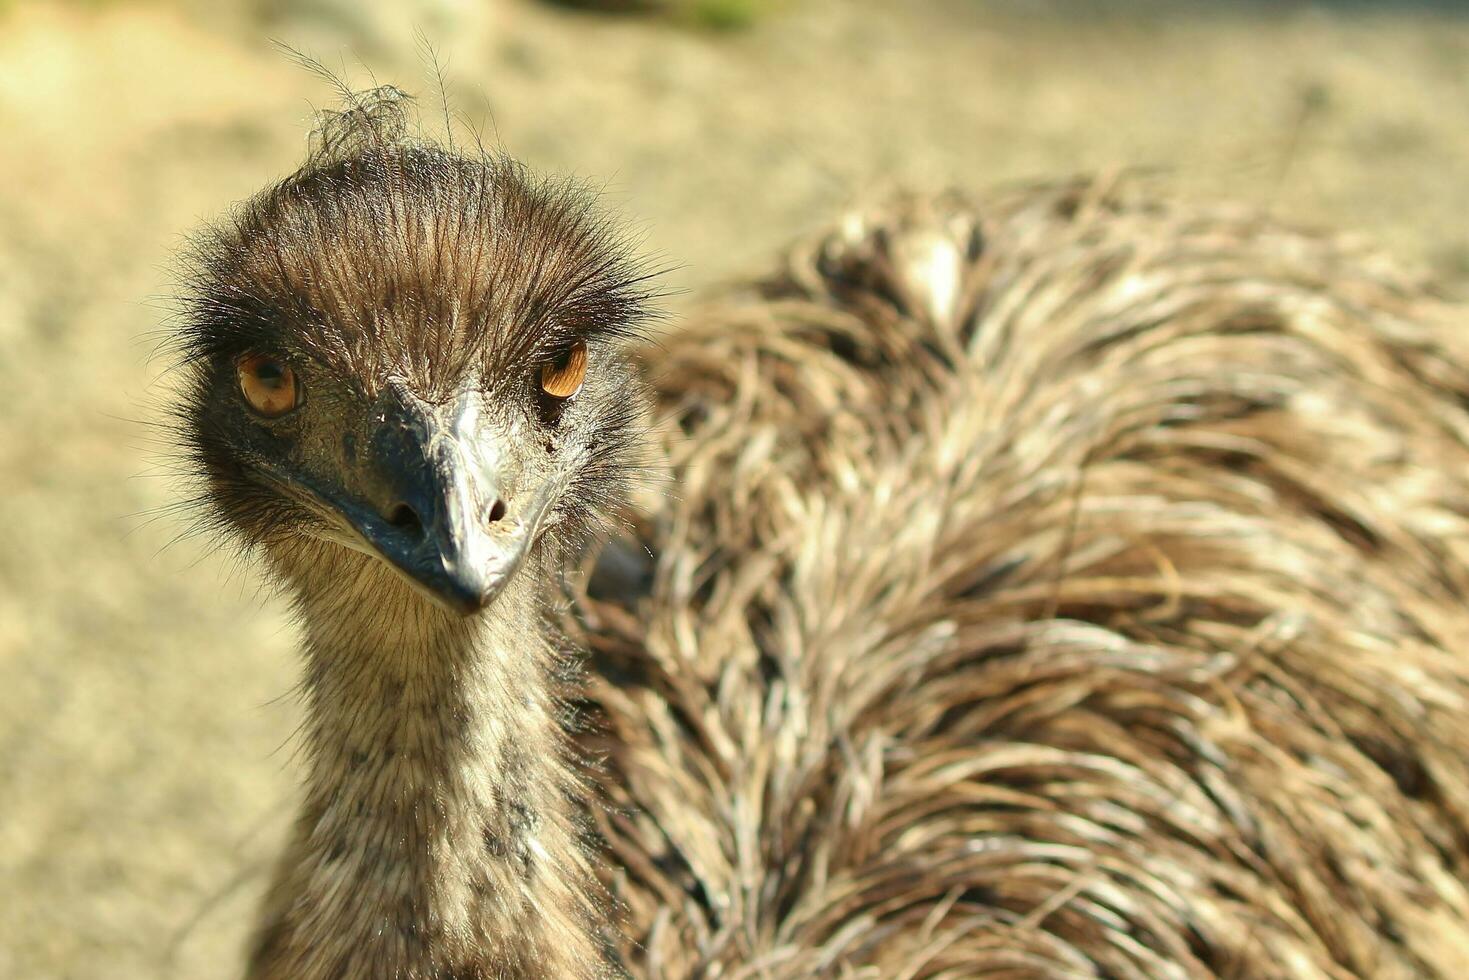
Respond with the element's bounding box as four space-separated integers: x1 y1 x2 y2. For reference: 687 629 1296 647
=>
174 90 1469 978
581 180 1469 978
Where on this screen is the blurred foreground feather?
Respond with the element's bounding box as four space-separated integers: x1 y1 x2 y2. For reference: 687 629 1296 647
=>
577 177 1469 977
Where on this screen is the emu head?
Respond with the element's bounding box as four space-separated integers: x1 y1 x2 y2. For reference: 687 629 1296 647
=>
174 106 653 615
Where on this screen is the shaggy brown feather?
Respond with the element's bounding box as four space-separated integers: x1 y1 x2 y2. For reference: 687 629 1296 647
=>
576 177 1469 978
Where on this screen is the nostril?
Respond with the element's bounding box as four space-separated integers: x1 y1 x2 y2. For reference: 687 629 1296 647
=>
387 503 424 536
486 499 507 524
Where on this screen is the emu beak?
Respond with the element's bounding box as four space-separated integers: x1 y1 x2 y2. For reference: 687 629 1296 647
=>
329 388 554 616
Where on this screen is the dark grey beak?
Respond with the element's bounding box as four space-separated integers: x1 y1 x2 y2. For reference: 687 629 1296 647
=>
330 387 552 615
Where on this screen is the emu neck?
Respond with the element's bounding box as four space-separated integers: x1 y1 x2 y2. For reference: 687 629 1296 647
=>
249 565 607 980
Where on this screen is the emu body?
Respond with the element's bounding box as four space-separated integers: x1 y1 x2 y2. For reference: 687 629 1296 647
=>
582 182 1469 977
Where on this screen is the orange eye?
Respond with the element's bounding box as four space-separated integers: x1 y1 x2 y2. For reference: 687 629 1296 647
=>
237 353 301 418
539 339 588 400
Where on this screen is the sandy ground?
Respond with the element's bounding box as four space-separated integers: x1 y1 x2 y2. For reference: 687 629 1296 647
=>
1 1 1466 976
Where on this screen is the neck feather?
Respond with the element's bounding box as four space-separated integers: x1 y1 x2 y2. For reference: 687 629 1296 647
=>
247 551 611 980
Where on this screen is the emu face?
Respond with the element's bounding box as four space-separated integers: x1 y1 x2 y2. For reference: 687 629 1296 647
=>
177 144 651 614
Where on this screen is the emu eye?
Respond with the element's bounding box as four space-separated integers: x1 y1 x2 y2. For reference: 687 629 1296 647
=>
237 353 301 418
539 339 588 401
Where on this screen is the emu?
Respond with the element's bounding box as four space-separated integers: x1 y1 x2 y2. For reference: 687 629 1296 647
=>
174 91 1469 978
175 90 651 978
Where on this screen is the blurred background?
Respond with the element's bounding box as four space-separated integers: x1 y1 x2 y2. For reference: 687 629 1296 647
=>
1 0 1466 976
